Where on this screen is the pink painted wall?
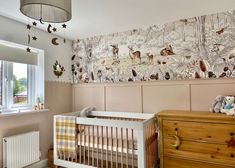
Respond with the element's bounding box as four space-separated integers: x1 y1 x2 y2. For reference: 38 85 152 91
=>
72 78 235 113
0 81 72 166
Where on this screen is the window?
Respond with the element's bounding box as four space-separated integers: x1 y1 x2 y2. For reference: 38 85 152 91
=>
0 61 2 106
0 62 34 110
0 40 44 113
13 63 29 105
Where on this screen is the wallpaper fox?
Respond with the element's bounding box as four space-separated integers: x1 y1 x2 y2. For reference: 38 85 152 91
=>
72 10 235 83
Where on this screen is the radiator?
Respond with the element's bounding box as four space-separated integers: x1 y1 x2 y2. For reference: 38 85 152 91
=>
3 131 40 168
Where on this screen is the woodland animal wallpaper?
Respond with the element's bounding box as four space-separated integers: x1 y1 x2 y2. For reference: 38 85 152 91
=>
72 10 235 83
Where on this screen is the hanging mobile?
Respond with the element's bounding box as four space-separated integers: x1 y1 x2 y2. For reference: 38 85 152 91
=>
62 23 67 28
32 36 37 41
32 21 37 26
26 21 32 52
52 23 57 32
47 24 52 33
32 20 38 41
28 34 31 44
26 24 31 30
39 4 44 24
62 23 67 43
52 38 59 46
52 27 57 32
26 47 31 53
27 24 31 44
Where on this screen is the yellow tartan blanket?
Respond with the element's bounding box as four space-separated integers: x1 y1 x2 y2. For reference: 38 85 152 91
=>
56 115 77 159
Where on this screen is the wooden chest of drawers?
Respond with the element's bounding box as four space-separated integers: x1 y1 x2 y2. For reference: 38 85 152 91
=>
157 110 235 168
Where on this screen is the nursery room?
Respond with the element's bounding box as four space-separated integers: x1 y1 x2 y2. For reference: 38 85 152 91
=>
0 0 235 168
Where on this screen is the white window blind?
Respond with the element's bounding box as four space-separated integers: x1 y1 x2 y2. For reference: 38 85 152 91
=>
0 40 44 112
0 42 38 65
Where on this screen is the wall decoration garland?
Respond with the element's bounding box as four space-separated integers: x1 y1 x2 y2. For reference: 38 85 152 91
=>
72 10 235 83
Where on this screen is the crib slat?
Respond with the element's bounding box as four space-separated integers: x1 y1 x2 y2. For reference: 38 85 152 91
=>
84 125 86 164
150 124 152 167
149 124 152 166
79 125 82 164
146 125 149 168
101 126 104 168
116 127 118 168
121 128 123 168
152 123 155 166
106 127 108 168
111 127 113 168
75 125 78 163
97 126 99 167
148 125 151 168
88 125 90 165
126 128 129 168
92 125 94 166
131 129 134 168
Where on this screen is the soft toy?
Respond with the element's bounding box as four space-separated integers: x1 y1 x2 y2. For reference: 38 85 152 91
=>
221 96 235 115
210 95 225 113
79 106 95 117
225 109 235 116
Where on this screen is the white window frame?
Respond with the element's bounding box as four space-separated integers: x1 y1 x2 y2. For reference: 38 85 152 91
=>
0 61 4 108
0 62 35 111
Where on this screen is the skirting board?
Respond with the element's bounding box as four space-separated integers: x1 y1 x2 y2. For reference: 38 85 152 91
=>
26 159 48 168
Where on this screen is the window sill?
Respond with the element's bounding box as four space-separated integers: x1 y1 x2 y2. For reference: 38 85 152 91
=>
0 109 49 117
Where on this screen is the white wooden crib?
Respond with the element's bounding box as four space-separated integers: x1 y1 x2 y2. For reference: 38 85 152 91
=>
53 111 158 168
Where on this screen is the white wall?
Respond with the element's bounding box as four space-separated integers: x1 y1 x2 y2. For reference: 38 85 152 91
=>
0 15 72 82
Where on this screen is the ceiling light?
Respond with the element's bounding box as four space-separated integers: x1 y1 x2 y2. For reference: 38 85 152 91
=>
20 0 72 23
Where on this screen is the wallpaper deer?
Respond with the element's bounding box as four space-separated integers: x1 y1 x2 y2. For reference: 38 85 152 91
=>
72 10 235 83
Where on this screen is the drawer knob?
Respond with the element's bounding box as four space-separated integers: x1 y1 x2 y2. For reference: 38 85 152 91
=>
171 130 181 149
172 135 181 149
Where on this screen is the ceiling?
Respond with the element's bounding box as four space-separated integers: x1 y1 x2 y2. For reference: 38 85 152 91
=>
0 0 235 40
